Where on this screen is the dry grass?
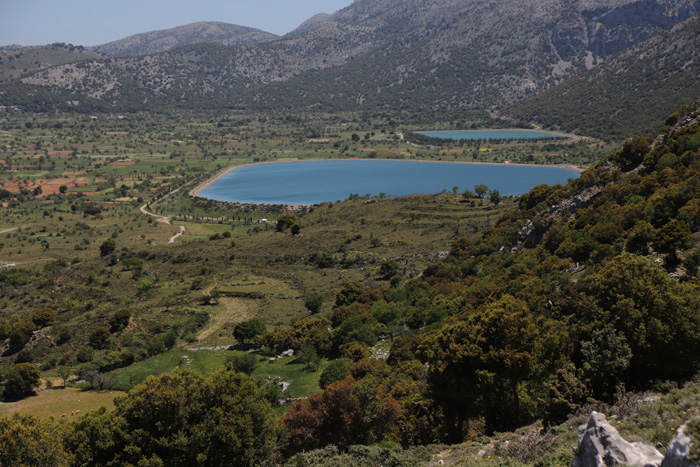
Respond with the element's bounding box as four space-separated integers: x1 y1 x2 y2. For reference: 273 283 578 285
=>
195 297 252 343
0 387 123 419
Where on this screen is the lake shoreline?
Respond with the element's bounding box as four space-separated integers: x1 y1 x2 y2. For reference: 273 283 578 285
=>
190 158 584 200
417 128 571 139
189 162 313 210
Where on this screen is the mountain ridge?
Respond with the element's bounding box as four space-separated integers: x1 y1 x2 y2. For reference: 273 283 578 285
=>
288 13 333 36
4 0 700 136
91 21 278 57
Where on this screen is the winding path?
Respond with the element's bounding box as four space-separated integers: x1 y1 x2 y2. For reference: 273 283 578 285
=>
0 225 29 234
169 226 185 244
140 203 185 244
139 203 171 224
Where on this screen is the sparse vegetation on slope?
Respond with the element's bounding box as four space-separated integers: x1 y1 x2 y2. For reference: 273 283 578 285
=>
3 0 698 117
508 13 700 140
92 22 278 58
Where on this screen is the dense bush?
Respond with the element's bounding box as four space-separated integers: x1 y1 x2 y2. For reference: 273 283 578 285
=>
3 363 41 399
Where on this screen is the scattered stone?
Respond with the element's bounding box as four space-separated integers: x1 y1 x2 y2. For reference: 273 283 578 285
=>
185 345 235 351
572 411 664 467
661 421 698 467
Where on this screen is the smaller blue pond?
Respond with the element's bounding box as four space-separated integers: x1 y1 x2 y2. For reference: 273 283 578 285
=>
198 160 579 205
418 129 566 140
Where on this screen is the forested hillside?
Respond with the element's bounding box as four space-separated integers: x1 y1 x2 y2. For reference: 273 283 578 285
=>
273 101 700 450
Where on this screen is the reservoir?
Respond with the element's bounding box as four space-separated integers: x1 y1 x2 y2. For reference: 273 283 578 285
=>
418 129 566 140
197 160 579 205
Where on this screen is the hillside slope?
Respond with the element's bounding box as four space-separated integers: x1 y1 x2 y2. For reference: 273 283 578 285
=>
507 13 700 140
288 13 332 35
92 22 278 57
7 0 700 114
0 43 102 84
271 101 700 449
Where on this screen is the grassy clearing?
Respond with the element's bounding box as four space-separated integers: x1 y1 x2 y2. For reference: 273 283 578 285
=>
105 348 327 398
252 354 328 399
106 349 229 390
195 297 252 343
0 387 123 419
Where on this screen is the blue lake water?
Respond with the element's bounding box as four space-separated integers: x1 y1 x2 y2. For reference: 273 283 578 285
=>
418 129 565 140
197 160 579 205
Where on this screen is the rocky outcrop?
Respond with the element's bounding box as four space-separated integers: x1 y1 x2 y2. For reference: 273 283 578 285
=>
661 421 698 467
572 412 664 467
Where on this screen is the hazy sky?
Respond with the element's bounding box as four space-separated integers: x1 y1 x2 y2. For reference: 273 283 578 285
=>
0 0 354 47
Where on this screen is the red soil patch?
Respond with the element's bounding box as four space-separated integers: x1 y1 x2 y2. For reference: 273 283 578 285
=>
1 176 93 197
307 139 330 143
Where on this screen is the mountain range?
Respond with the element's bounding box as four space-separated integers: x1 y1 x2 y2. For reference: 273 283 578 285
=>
2 0 700 139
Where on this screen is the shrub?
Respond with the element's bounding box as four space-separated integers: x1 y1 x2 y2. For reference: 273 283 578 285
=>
378 260 399 279
31 307 57 327
76 347 94 363
227 353 259 375
0 413 71 466
89 327 111 350
4 363 41 399
109 309 131 333
99 239 116 256
233 318 266 343
319 359 352 389
304 292 324 314
339 342 370 362
8 320 35 352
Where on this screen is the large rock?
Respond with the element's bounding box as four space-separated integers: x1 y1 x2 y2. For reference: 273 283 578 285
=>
661 421 698 467
572 411 664 467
